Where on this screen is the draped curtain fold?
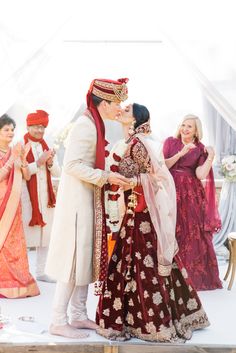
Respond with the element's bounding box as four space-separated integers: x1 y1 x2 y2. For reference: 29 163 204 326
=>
203 96 236 255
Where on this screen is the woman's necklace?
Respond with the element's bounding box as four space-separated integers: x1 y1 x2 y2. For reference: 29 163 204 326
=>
181 138 195 145
0 147 8 154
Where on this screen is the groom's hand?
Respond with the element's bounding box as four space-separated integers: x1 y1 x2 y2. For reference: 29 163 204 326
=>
107 172 131 188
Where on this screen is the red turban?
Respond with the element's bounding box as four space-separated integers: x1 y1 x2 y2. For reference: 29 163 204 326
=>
26 110 49 127
89 78 128 103
86 78 129 170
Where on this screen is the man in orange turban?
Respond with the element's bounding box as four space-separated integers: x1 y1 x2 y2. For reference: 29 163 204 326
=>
21 110 61 282
45 78 131 339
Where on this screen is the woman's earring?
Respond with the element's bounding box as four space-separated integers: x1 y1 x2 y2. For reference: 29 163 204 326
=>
128 121 135 136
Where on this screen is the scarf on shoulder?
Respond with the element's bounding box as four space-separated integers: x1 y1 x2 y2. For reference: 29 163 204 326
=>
24 133 56 227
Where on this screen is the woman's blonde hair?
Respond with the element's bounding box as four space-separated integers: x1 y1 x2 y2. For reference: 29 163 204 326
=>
175 114 203 140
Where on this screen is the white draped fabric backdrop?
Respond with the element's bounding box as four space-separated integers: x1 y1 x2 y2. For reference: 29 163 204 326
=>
203 98 236 256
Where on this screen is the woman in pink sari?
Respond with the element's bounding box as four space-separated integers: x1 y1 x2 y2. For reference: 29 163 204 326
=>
0 114 39 298
96 104 209 342
163 114 222 291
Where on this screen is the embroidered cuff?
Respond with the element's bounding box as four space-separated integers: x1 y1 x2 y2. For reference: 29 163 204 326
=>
97 171 110 187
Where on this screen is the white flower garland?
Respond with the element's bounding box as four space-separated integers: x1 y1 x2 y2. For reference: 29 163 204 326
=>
221 155 236 182
105 139 128 233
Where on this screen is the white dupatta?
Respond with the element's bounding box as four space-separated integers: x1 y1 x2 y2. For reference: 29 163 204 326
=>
137 134 179 276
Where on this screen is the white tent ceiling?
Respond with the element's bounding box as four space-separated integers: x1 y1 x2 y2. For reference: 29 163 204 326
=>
0 0 235 142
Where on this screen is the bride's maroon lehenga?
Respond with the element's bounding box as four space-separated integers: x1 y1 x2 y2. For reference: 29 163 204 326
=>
163 137 222 291
96 135 210 342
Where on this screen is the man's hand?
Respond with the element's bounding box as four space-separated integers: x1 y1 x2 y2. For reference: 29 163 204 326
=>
46 149 56 167
107 172 131 188
20 142 31 162
37 150 54 167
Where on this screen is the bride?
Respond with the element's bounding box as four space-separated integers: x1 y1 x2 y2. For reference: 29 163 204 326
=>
96 103 210 342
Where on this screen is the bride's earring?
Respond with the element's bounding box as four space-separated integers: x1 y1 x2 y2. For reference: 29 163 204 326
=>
128 121 135 136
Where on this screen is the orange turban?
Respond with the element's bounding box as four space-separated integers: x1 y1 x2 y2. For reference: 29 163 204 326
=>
26 110 49 127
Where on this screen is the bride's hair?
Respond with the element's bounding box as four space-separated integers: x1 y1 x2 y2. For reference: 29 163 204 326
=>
133 103 150 129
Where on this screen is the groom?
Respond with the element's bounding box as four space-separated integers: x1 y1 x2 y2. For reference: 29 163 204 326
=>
46 78 131 338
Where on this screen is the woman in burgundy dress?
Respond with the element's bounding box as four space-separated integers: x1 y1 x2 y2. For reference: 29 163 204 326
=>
163 114 222 291
96 105 209 342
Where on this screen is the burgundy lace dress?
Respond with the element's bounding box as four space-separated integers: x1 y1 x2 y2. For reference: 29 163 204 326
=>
163 137 222 291
96 136 210 342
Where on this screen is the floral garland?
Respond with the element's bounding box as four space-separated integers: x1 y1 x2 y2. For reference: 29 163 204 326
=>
105 139 128 234
53 122 75 149
220 155 236 182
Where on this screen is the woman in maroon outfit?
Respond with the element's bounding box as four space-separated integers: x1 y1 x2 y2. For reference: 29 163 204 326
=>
96 105 209 342
163 114 222 291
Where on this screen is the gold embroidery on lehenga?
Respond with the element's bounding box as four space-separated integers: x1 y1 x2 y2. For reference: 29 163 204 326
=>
137 311 142 319
170 288 175 301
146 241 152 248
115 316 122 324
175 279 181 287
178 298 184 305
103 309 110 317
139 221 151 234
126 312 134 325
143 254 154 268
186 298 198 310
152 291 163 305
113 298 122 311
128 298 134 306
148 308 154 316
181 268 188 278
140 271 146 279
152 277 158 285
145 321 156 334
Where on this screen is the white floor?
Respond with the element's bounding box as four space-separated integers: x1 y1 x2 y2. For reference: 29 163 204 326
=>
0 250 235 346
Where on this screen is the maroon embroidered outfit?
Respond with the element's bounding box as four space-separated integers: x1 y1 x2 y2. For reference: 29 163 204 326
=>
163 137 222 291
96 132 209 342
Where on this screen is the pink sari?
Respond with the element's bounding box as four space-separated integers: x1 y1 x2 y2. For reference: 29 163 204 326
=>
0 150 39 298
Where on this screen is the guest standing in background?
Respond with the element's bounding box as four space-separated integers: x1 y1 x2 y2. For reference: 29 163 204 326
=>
0 114 39 298
163 114 222 291
21 110 61 282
